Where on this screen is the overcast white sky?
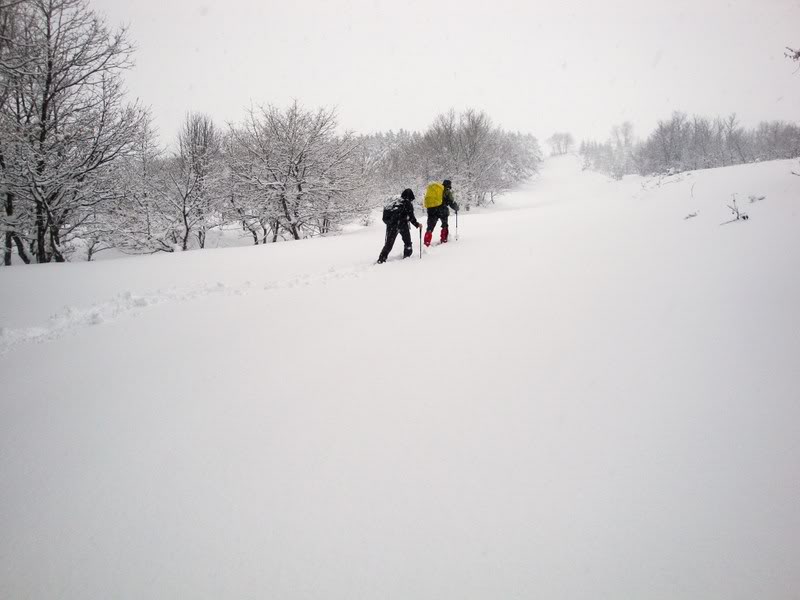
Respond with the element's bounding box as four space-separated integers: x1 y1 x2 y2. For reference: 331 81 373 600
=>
91 0 800 144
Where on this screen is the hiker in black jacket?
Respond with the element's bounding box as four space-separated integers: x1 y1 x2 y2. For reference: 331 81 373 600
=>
377 188 421 264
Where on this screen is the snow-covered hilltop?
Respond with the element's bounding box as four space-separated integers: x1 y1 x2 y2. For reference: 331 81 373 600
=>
2 156 799 599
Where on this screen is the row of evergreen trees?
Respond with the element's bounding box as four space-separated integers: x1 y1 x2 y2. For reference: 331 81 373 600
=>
0 0 540 264
581 113 800 179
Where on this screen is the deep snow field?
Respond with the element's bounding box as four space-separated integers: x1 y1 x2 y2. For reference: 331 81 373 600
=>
1 155 799 599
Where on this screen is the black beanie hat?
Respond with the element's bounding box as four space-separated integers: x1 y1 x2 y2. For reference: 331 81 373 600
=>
443 179 452 188
401 188 415 200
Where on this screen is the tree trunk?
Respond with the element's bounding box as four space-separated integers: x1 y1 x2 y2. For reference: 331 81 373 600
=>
35 200 48 262
181 209 190 251
3 231 11 266
50 225 65 262
4 191 14 266
279 194 300 240
11 233 30 264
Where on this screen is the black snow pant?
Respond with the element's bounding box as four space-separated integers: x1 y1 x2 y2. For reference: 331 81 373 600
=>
378 222 413 262
426 206 449 232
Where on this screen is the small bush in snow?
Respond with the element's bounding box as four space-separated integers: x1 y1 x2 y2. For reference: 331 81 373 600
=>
721 195 749 225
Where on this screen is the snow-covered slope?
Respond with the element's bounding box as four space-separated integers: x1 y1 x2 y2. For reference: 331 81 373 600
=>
2 156 799 599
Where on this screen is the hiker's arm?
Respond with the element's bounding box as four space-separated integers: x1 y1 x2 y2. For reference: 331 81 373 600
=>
406 202 421 227
445 189 459 212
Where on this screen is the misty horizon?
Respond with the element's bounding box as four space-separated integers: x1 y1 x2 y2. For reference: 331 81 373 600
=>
89 0 799 144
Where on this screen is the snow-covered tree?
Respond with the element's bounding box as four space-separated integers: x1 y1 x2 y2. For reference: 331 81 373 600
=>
455 109 495 208
358 130 426 199
420 110 461 182
168 112 224 249
482 131 541 202
363 109 541 210
219 130 279 244
547 132 575 155
97 114 177 254
226 102 368 241
106 113 226 254
0 0 145 264
1 1 34 264
582 112 798 178
686 116 715 169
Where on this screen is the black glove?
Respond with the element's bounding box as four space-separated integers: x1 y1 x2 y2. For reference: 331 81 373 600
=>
452 202 459 213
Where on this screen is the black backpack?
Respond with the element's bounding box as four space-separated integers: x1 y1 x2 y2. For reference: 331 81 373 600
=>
382 196 403 224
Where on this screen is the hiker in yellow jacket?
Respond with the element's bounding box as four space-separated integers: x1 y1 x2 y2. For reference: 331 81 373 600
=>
423 179 459 246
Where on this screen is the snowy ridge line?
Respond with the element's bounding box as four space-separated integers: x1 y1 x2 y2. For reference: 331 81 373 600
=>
0 263 371 354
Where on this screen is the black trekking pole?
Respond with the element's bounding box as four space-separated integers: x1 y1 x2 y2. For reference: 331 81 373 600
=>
455 211 458 241
419 226 422 259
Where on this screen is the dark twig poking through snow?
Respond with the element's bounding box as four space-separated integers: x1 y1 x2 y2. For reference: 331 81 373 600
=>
721 194 749 225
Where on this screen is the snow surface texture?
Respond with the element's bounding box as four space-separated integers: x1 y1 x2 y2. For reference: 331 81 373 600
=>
2 156 799 599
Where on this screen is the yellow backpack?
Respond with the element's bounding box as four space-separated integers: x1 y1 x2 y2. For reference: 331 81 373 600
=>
423 182 444 209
